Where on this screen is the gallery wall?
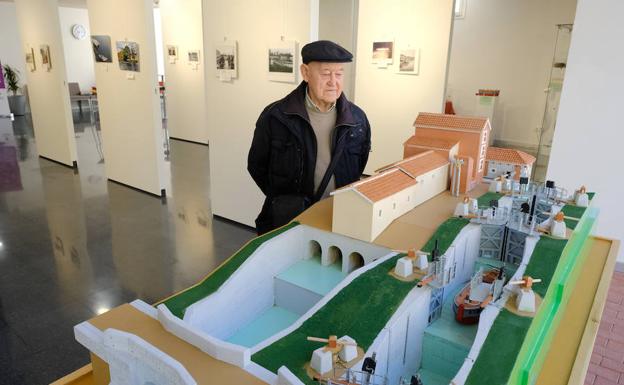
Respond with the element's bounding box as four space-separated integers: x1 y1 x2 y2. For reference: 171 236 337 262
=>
353 0 455 174
446 0 577 149
14 0 78 167
318 0 357 99
159 0 208 144
58 6 96 93
0 3 27 79
547 0 624 265
203 0 319 227
87 0 167 196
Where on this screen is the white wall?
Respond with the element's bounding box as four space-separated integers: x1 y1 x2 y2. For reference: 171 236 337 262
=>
446 0 577 149
160 0 208 144
14 0 78 167
204 0 319 227
547 0 624 263
354 0 454 174
58 6 96 93
87 0 167 196
0 3 27 83
318 0 357 98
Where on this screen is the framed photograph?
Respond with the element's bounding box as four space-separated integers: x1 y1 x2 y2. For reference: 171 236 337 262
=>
268 40 297 83
25 48 36 72
91 35 112 63
396 47 420 75
40 44 52 71
188 50 200 63
372 41 394 67
167 45 178 63
116 41 140 72
215 41 237 81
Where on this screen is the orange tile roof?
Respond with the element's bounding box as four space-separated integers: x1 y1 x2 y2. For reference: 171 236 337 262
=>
354 169 417 202
414 112 489 132
404 134 459 150
486 147 536 165
378 150 449 176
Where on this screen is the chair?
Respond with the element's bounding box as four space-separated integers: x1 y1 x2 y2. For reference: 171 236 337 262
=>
68 82 83 114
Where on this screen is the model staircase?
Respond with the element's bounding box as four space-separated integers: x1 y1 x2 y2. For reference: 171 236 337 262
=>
417 285 478 385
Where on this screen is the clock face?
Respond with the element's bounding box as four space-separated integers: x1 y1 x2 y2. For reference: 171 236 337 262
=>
72 24 87 40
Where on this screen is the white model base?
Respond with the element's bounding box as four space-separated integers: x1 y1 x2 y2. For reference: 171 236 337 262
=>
395 257 414 278
414 254 429 270
454 202 469 217
516 289 536 313
575 193 589 207
489 179 502 193
550 220 567 238
311 347 333 375
338 336 358 362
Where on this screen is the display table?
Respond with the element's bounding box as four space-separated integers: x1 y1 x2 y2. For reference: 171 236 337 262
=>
52 185 619 385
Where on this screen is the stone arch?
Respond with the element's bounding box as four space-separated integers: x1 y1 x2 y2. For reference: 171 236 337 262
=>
308 240 322 261
326 245 343 267
347 252 365 273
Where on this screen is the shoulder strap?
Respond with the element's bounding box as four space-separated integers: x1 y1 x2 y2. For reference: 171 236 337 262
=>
313 145 345 203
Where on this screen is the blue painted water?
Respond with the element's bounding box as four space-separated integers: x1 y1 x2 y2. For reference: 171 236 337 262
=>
277 256 346 296
227 306 300 347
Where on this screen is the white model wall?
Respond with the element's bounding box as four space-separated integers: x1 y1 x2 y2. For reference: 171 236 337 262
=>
159 0 208 144
204 0 318 227
87 0 167 196
547 0 624 264
446 0 577 149
0 3 27 81
14 0 78 167
58 6 96 93
354 0 454 173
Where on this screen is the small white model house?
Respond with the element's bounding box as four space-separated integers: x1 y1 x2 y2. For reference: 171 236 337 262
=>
485 147 536 181
331 150 450 242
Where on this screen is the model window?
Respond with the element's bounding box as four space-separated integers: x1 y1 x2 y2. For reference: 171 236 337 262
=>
393 203 396 209
379 209 382 217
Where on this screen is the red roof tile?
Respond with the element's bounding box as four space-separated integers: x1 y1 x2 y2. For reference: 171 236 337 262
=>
404 134 459 150
414 112 489 132
486 147 536 165
354 169 417 202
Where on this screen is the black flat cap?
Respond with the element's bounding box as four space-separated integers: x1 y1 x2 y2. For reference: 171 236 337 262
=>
301 40 353 64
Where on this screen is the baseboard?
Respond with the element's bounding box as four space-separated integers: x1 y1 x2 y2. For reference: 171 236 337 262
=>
39 155 77 170
169 136 209 146
212 214 256 233
108 178 167 201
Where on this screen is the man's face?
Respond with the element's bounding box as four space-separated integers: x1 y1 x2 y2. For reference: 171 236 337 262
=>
300 62 345 107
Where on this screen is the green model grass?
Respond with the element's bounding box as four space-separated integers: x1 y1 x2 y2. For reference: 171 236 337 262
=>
477 192 504 208
561 205 586 230
421 217 471 259
161 222 300 318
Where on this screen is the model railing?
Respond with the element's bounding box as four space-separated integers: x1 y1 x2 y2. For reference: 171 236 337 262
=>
507 205 598 385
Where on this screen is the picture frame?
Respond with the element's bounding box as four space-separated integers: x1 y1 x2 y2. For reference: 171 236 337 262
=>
215 41 237 81
40 44 52 71
268 40 298 83
25 48 36 72
167 45 178 63
395 46 420 75
116 41 140 72
91 35 113 63
372 40 394 67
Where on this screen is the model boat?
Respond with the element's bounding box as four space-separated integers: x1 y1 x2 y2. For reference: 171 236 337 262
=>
453 268 505 324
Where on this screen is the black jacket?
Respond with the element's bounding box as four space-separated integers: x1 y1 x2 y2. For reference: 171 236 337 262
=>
248 81 371 234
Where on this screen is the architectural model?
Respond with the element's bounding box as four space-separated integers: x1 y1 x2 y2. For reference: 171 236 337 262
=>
73 112 596 385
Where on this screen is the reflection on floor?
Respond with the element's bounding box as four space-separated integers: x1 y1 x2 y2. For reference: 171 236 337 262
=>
0 112 255 384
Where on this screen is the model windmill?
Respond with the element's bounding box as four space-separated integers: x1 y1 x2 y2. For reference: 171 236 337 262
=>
509 275 542 313
307 335 359 375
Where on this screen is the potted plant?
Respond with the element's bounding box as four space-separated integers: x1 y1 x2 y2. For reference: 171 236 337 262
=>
2 64 26 116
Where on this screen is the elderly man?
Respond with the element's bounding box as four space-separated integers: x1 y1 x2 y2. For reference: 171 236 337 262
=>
248 40 371 234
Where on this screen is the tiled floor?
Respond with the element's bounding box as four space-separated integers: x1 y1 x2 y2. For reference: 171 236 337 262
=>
585 271 624 385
